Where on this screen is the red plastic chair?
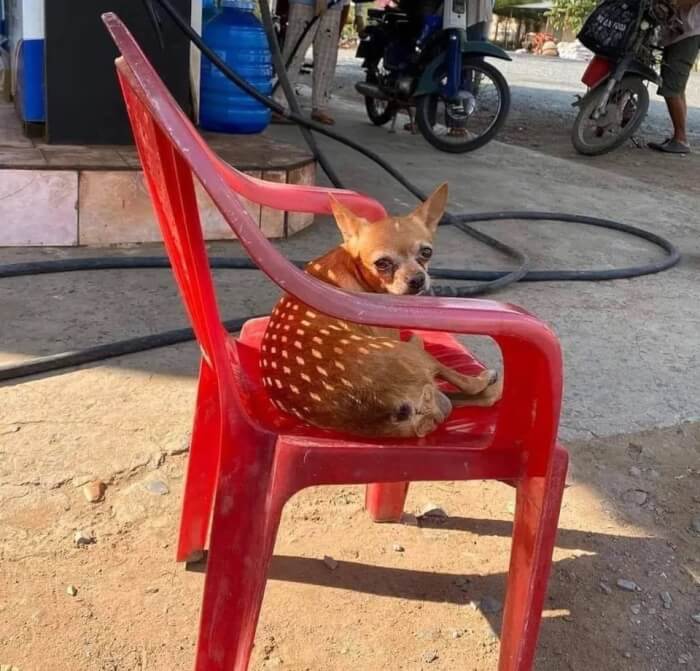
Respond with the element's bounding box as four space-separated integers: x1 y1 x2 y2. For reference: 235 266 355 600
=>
104 13 568 671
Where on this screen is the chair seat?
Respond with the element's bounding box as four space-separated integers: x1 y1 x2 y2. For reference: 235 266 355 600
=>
232 317 499 449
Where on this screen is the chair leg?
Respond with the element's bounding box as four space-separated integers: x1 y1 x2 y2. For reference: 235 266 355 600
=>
498 447 568 671
365 481 410 522
176 362 220 563
194 437 280 671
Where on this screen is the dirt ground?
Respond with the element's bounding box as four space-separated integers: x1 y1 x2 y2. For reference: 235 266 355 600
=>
1 415 698 671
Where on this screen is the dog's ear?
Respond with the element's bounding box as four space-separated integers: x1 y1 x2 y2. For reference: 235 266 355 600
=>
412 182 448 233
329 196 367 243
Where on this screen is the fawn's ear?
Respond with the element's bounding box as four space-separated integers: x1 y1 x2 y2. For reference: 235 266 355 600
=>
329 196 368 243
411 182 448 233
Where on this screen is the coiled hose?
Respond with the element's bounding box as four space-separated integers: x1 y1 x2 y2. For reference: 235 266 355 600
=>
0 0 680 383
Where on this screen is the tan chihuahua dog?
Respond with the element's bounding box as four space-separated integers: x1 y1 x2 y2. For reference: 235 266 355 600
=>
260 183 502 438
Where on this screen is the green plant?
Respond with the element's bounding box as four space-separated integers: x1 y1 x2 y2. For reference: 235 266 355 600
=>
547 0 597 33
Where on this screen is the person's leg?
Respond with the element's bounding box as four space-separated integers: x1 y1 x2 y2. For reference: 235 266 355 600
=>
311 5 342 122
651 36 700 151
274 2 317 109
339 2 351 40
665 95 688 144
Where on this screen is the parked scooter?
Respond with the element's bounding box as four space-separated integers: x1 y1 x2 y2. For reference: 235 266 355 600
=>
572 0 679 156
355 0 511 153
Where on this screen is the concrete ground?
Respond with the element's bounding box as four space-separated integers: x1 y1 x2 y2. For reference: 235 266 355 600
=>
1 53 699 670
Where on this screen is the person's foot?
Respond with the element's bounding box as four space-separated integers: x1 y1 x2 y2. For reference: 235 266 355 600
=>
648 138 691 154
311 109 335 125
403 121 417 133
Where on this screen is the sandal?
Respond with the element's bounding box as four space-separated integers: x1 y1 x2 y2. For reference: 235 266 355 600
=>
311 109 335 125
648 138 690 154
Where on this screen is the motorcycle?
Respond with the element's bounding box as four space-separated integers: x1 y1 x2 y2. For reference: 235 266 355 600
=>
354 0 511 153
572 0 679 156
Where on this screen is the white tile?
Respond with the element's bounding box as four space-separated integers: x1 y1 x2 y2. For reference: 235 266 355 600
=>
0 170 78 245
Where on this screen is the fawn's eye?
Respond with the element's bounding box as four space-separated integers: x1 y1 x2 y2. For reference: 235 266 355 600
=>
374 257 394 272
394 402 414 422
419 247 433 260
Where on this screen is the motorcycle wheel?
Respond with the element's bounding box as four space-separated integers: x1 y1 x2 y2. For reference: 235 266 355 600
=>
364 62 398 127
415 58 510 154
572 76 649 156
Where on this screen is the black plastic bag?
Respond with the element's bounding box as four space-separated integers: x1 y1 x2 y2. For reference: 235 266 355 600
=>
578 0 642 58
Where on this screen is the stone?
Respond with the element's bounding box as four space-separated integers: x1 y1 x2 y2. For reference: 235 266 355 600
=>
599 581 612 594
691 613 700 624
630 604 641 615
622 489 648 505
628 466 642 477
616 578 639 592
82 480 106 503
451 629 463 639
421 650 439 664
167 438 190 456
678 653 693 665
623 652 632 659
690 517 700 535
419 504 447 519
478 596 503 614
66 585 78 597
73 530 95 547
323 555 339 571
392 544 405 553
145 586 159 594
143 479 169 496
660 591 673 609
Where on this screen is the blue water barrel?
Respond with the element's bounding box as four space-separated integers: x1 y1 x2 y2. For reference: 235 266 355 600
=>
199 0 273 134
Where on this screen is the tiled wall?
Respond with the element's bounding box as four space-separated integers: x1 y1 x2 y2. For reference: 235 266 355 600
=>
0 162 315 246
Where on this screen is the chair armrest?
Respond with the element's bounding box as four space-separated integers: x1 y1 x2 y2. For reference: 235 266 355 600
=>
285 273 563 465
216 156 389 221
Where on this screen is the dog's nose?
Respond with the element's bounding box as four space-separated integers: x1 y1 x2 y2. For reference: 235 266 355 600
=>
408 275 426 293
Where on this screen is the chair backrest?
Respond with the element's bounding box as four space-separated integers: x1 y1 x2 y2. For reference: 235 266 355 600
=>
103 13 388 379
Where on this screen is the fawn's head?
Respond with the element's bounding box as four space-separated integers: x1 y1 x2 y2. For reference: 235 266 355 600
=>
329 183 448 295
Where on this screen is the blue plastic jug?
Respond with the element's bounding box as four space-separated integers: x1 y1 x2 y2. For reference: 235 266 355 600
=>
199 0 273 134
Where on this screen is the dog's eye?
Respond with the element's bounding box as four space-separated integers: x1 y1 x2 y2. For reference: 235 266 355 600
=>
374 257 394 272
394 403 413 421
419 247 433 260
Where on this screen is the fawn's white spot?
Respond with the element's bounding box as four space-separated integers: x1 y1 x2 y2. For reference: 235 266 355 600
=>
271 347 277 354
322 381 335 391
305 310 317 319
369 343 382 350
341 378 353 388
274 379 283 389
281 336 288 343
350 335 362 341
312 349 323 359
301 320 311 327
327 269 337 281
320 328 330 336
316 366 328 377
296 356 305 365
358 347 369 355
381 341 395 349
283 366 291 374
294 341 303 350
301 373 311 382
334 361 345 370
312 336 323 345
290 385 300 394
281 350 289 360
310 392 322 402
271 361 278 370
296 329 305 336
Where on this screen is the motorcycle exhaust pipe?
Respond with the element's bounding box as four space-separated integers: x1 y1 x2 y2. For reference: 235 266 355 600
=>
355 81 392 101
